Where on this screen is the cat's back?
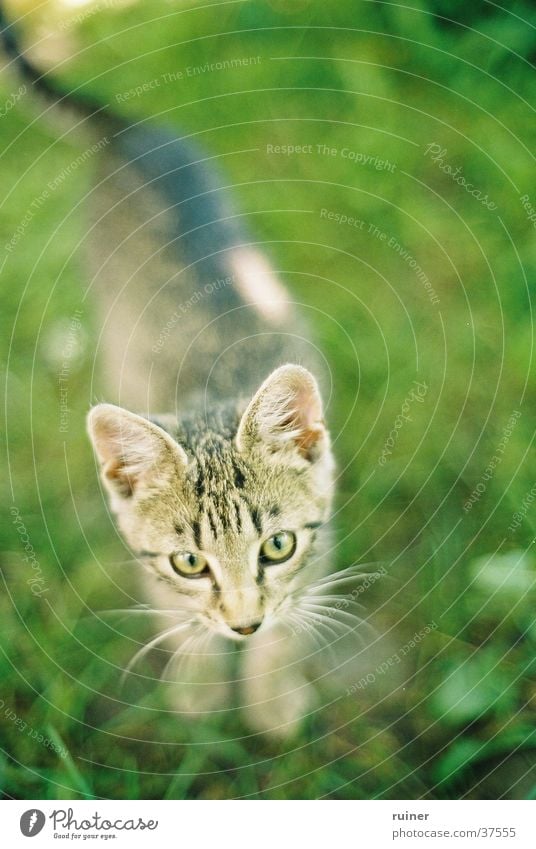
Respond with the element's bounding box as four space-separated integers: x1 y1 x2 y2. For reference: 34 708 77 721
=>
88 120 320 414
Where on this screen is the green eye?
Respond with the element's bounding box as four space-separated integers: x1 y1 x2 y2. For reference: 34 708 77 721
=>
169 551 210 578
260 531 297 565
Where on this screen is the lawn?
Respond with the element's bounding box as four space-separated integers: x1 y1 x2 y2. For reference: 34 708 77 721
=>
1 0 535 799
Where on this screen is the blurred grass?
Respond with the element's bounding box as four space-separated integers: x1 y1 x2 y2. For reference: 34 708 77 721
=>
1 0 536 799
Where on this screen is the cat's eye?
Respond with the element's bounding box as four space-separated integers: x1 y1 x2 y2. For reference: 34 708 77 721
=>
259 531 297 565
169 551 210 578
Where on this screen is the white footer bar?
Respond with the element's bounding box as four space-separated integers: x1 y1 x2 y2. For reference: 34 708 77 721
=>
3 800 534 848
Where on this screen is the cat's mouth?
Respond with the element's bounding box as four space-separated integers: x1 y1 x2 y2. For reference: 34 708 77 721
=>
202 616 264 640
230 622 262 636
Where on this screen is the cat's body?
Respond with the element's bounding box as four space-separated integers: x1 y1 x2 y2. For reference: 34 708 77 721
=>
88 124 323 412
1 6 363 734
87 127 336 732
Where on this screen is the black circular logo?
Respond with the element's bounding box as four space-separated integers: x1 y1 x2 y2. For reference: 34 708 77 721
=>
20 810 46 837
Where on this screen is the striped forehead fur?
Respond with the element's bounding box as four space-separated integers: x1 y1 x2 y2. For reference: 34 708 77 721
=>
180 419 301 543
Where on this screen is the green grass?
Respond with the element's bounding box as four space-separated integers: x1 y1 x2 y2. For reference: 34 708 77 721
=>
1 0 535 799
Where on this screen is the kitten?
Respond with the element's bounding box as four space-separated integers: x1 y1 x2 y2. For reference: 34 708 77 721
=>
84 125 337 732
1 5 364 734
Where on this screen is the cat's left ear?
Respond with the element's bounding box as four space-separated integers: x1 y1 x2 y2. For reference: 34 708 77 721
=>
236 364 330 465
87 404 187 501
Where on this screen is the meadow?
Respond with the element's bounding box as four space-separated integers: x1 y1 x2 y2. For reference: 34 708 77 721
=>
1 0 535 799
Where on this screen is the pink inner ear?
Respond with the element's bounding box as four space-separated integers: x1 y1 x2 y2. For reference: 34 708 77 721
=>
104 456 136 498
236 364 327 461
88 404 189 502
94 420 146 497
90 405 167 498
281 385 324 458
295 421 325 458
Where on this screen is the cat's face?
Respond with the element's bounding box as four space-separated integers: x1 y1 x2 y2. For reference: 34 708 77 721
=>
88 365 334 640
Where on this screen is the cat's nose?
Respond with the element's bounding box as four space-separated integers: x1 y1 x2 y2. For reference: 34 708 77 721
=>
231 622 262 636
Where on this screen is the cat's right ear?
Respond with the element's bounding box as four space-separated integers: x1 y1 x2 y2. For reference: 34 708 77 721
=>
87 404 187 501
236 364 330 466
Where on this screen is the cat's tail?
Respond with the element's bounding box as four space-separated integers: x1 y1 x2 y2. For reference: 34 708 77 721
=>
0 2 303 404
0 3 242 284
0 4 59 97
0 2 121 128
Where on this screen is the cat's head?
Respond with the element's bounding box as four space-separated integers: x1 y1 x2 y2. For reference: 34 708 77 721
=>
87 364 335 640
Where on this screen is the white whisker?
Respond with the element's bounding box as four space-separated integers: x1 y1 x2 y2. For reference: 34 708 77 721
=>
103 606 185 618
297 598 370 641
301 600 367 627
121 618 197 685
166 628 204 678
295 606 345 641
285 610 337 657
308 575 370 593
306 563 386 593
297 593 366 615
164 624 208 683
303 600 376 644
